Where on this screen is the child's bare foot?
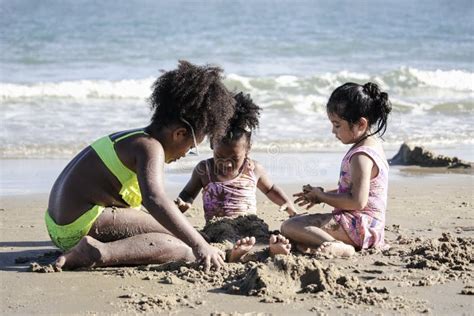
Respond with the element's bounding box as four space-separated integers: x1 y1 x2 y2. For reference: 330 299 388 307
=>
55 236 104 270
228 236 256 262
316 240 355 257
269 234 292 256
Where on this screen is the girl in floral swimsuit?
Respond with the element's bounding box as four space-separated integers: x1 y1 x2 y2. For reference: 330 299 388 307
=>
176 92 297 262
281 82 392 257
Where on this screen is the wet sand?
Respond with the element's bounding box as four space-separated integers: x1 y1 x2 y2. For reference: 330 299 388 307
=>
1 169 473 315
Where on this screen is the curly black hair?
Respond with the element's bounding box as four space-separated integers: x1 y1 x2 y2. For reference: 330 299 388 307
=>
217 92 261 147
148 60 236 142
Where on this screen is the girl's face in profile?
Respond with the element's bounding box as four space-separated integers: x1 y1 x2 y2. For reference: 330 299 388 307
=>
328 112 363 145
212 136 248 176
166 129 205 164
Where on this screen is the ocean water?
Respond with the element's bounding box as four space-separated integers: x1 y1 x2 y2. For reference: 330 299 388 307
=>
1 0 473 163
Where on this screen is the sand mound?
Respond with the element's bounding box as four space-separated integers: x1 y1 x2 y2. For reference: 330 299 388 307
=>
118 255 413 311
201 215 272 244
405 233 473 272
104 235 448 313
225 255 359 296
223 255 402 307
146 261 248 288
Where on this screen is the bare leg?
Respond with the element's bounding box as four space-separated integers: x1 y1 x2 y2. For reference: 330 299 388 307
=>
88 207 173 242
281 213 355 257
228 236 256 263
281 213 337 247
56 233 194 270
56 207 194 270
269 234 291 256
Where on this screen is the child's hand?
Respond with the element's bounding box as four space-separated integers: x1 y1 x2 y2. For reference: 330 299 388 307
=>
194 244 226 272
302 184 314 193
279 203 298 217
175 197 192 213
293 185 324 209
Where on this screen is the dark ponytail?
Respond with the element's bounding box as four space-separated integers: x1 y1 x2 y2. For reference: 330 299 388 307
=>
362 82 392 137
327 82 392 137
212 92 261 149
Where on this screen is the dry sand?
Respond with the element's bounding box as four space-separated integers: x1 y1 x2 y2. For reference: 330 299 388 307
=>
1 168 473 315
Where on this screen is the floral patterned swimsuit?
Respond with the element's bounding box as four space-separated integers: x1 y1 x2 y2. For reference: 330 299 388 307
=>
332 146 389 250
202 158 257 221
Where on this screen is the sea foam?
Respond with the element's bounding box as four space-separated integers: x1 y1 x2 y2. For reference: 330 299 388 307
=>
1 68 472 100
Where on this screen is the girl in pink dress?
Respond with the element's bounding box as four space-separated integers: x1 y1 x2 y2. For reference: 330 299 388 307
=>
281 82 392 257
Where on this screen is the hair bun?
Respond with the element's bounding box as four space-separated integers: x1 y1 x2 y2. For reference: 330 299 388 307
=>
379 91 389 103
363 82 381 99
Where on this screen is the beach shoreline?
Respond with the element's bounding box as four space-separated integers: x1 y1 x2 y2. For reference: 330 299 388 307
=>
1 143 472 196
1 169 472 315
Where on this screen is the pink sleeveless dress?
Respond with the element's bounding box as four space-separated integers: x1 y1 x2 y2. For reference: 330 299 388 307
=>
202 158 258 221
332 146 389 249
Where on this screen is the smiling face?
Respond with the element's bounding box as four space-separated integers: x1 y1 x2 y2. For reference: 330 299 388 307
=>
328 112 368 145
212 136 249 176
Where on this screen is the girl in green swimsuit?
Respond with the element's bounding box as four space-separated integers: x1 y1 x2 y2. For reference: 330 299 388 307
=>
46 61 236 272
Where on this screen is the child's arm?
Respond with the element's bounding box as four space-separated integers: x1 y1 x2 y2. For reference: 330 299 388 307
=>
135 142 224 272
176 161 205 213
297 154 373 210
254 161 297 217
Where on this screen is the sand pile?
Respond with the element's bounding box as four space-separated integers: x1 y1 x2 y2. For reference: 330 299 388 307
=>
376 232 473 288
224 255 359 297
144 261 249 288
22 232 468 313
403 233 473 273
201 215 273 244
115 254 420 311
223 255 410 309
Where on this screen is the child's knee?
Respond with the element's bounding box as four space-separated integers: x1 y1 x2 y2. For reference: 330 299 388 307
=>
280 218 298 236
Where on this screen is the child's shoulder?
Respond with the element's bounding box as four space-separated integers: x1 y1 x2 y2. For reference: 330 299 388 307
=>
358 140 386 159
247 158 265 174
195 158 212 166
349 141 388 167
192 159 212 175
